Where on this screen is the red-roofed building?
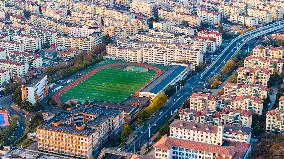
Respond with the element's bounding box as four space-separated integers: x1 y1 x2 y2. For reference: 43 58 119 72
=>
224 83 268 99
237 67 270 87
153 136 251 159
266 109 284 134
189 93 217 111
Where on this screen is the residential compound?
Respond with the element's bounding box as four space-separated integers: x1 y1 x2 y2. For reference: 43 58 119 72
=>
154 120 251 159
266 97 284 134
106 28 221 68
37 105 125 158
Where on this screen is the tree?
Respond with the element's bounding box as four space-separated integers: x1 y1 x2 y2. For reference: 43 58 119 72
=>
102 35 112 44
121 124 132 139
12 86 22 105
228 72 238 83
220 60 236 75
164 85 175 97
23 10 31 19
4 82 20 95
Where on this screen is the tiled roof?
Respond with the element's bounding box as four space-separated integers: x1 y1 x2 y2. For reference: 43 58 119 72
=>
170 120 220 134
154 136 236 156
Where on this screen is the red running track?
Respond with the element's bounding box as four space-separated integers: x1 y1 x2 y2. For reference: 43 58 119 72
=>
53 63 164 104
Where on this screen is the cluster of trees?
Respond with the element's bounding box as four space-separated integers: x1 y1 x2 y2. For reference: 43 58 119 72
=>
154 122 170 142
239 26 255 35
120 124 132 140
262 38 284 47
45 44 106 82
251 133 284 159
135 92 168 125
0 116 19 146
4 82 20 95
208 52 243 88
14 113 44 148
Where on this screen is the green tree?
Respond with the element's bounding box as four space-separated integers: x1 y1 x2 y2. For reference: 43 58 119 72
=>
165 85 175 97
12 86 22 105
121 124 132 139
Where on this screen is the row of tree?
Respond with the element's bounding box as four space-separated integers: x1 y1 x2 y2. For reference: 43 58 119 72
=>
135 92 168 125
208 52 243 88
45 44 106 82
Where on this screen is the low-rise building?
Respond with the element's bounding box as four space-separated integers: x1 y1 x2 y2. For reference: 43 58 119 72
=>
189 93 216 111
37 105 125 158
224 83 268 99
266 109 284 134
244 56 283 75
21 75 48 104
237 67 270 87
179 108 253 128
0 60 29 78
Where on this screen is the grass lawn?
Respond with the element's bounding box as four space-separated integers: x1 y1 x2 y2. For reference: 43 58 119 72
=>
60 66 156 103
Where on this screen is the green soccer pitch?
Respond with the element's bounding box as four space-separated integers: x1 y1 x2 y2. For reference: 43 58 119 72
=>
60 66 156 103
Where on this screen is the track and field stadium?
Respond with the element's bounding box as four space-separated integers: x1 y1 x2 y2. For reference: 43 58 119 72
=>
53 63 163 104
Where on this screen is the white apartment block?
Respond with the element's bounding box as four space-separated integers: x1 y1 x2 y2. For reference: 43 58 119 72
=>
252 45 284 59
0 40 24 53
179 108 253 128
229 96 263 115
14 35 42 51
237 67 270 87
189 93 217 111
197 30 222 47
223 125 251 143
170 120 223 145
7 51 43 69
197 9 221 26
0 48 6 60
55 34 102 51
194 36 217 53
106 43 203 68
21 75 48 104
229 15 259 27
0 69 10 85
247 8 273 24
70 26 100 37
279 96 284 110
154 136 251 159
266 109 284 134
224 83 268 99
158 8 201 27
0 60 29 78
131 0 158 17
244 56 283 75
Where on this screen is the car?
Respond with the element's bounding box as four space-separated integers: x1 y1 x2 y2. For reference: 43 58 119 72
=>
140 131 144 134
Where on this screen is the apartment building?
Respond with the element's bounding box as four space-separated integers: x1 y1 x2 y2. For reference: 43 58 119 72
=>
179 108 253 128
21 75 48 104
229 15 259 27
158 8 201 27
271 33 284 41
244 56 283 75
55 34 102 51
0 60 29 78
247 8 272 24
194 36 217 53
0 40 24 53
228 95 263 115
189 93 216 111
14 34 42 51
197 9 221 26
37 105 124 158
279 96 284 110
224 83 268 99
7 51 43 68
251 45 284 59
197 30 222 47
266 109 284 134
131 0 158 17
223 125 251 143
154 136 251 159
237 67 270 86
169 120 223 145
0 48 6 59
106 43 203 68
0 69 10 85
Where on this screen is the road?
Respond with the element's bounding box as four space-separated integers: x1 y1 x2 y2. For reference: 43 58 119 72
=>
0 96 26 145
124 20 284 152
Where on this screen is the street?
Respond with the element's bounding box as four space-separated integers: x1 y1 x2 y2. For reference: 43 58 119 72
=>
124 20 284 152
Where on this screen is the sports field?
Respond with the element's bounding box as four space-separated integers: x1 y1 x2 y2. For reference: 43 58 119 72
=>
60 66 156 103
